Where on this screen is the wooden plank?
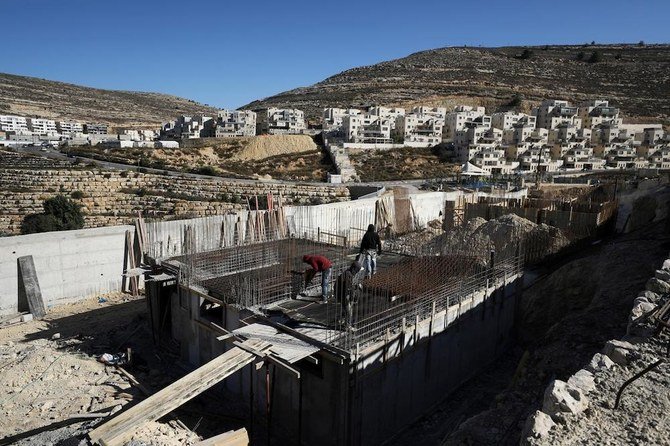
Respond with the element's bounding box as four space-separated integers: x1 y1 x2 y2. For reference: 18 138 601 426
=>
17 255 46 318
89 339 269 446
195 428 248 446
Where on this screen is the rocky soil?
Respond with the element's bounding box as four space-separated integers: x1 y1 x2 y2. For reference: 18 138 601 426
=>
385 181 670 445
349 147 458 181
0 293 251 445
0 72 217 129
69 135 335 182
245 44 670 124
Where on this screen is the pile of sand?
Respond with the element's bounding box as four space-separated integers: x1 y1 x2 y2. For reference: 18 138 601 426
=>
433 214 569 259
232 135 318 161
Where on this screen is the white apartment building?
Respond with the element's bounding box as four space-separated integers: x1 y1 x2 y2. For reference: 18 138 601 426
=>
342 114 392 144
518 146 564 172
491 112 536 130
533 100 582 129
85 123 109 135
215 109 256 137
257 108 306 135
562 146 606 171
471 146 519 175
368 106 405 130
648 147 670 169
454 127 503 163
322 108 362 132
444 106 489 141
28 118 58 135
396 107 446 146
162 116 214 139
121 129 158 141
578 100 622 128
57 121 84 134
548 123 591 144
0 115 29 132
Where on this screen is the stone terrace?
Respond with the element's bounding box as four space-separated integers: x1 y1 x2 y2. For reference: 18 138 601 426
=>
0 152 349 235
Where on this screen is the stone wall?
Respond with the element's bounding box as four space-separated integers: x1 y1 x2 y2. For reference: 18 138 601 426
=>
0 153 350 235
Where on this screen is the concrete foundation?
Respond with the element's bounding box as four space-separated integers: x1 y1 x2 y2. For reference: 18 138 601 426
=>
151 271 520 445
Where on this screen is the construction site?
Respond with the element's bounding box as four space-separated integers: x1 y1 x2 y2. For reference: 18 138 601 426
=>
1 175 669 446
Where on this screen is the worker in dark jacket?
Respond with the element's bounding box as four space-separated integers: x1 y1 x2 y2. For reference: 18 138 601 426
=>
302 254 333 302
334 260 365 328
359 224 382 278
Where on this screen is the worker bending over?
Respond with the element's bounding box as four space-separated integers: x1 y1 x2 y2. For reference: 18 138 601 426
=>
359 224 382 279
302 254 333 303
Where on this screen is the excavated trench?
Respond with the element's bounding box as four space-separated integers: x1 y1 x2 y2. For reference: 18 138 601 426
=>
386 178 670 446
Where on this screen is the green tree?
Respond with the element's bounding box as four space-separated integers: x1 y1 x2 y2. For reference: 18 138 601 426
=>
22 195 85 234
21 214 63 234
42 195 85 230
507 94 523 108
588 51 602 63
518 49 533 60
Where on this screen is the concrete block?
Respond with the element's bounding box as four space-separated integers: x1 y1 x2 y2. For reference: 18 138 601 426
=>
567 369 596 394
586 353 615 373
542 380 588 421
646 277 670 295
521 410 555 443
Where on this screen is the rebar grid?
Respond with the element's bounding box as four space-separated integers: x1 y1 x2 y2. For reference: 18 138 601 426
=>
332 251 523 351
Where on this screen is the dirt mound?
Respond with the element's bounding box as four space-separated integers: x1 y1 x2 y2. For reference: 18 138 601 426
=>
433 214 568 260
232 135 318 161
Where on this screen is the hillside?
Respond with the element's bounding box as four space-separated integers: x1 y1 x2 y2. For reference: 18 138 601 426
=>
244 44 670 123
0 72 218 129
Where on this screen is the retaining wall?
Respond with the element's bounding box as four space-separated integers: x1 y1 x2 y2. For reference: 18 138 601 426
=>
0 225 132 315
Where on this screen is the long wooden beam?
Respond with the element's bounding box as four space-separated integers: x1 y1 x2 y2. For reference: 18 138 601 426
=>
88 339 270 446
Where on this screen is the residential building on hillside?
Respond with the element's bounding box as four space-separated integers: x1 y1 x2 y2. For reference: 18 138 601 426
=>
471 146 519 175
578 100 622 128
395 107 446 146
57 121 84 134
342 114 392 144
533 100 582 129
161 116 214 139
648 147 670 169
85 123 109 135
368 106 405 130
27 118 58 135
444 105 489 141
257 108 305 135
518 146 563 172
0 115 29 132
548 123 591 144
323 108 362 132
215 109 256 137
491 112 536 130
562 146 606 171
121 129 158 141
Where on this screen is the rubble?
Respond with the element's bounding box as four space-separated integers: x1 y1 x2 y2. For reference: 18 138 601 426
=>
521 410 555 442
586 352 615 373
541 380 588 421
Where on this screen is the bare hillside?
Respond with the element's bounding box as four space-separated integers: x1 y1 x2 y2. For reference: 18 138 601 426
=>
0 72 218 129
244 44 670 123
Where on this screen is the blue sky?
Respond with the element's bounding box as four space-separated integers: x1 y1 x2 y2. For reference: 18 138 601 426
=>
1 0 669 109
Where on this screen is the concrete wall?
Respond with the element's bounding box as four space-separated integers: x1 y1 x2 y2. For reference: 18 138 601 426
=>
163 273 520 446
349 277 520 445
0 225 132 315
